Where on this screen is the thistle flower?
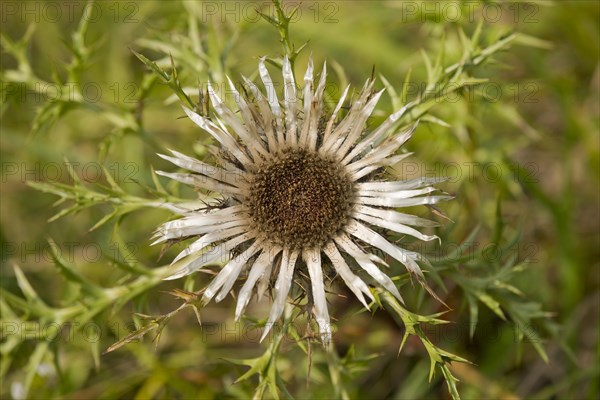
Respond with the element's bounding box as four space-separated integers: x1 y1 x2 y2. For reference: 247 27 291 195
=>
153 56 450 343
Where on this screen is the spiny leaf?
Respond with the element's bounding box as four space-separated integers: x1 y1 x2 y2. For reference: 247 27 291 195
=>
400 68 412 103
475 290 506 320
130 48 195 108
420 114 451 128
13 265 44 305
440 364 461 400
466 294 479 339
89 209 118 232
46 238 105 297
103 322 159 354
22 342 50 400
379 73 400 111
130 48 169 80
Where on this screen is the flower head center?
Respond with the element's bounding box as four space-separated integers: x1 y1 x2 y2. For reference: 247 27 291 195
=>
247 149 354 249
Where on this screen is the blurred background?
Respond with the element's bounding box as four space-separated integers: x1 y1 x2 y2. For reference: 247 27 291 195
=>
1 1 598 399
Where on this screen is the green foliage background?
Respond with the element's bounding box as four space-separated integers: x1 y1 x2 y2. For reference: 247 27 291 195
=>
1 1 598 399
